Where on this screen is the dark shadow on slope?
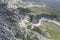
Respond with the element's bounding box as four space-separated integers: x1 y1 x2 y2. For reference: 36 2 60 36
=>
36 14 57 20
14 7 32 15
29 14 57 24
0 3 7 7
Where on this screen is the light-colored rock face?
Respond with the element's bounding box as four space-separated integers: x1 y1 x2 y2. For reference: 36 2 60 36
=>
0 0 46 8
0 0 19 8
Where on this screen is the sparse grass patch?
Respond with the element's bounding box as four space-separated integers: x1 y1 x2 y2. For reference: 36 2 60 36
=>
41 22 60 40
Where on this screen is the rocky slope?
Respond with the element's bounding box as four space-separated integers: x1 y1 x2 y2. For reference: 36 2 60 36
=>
0 0 60 40
0 2 46 40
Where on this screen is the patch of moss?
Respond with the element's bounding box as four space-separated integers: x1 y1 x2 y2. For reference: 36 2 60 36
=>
15 32 25 40
31 27 46 37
